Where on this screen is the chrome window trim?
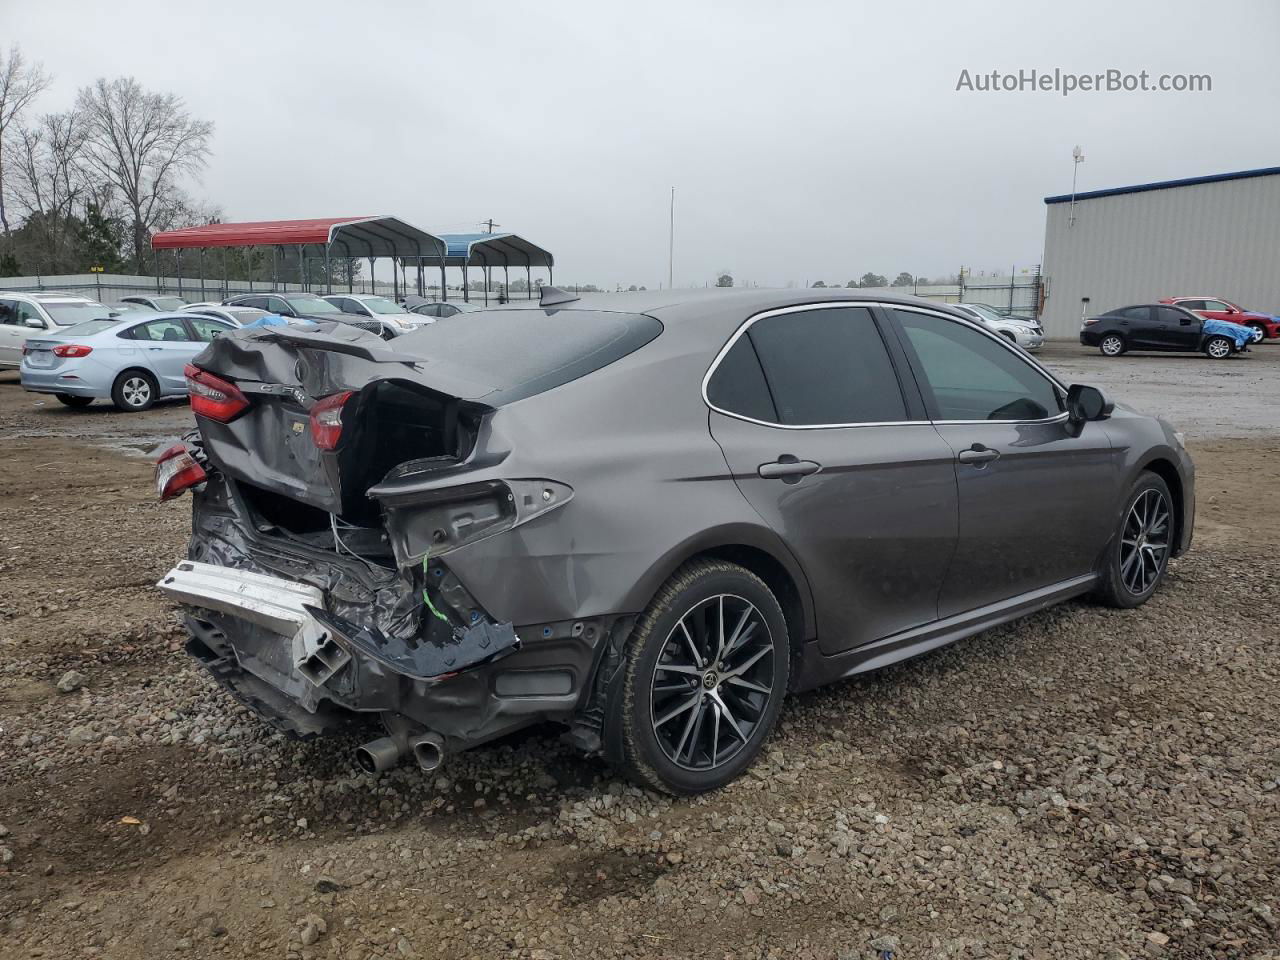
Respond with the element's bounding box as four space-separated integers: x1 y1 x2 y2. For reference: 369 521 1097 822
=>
701 300 1067 430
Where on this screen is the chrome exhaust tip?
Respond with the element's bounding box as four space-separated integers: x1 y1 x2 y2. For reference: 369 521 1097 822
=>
410 732 445 772
355 736 404 774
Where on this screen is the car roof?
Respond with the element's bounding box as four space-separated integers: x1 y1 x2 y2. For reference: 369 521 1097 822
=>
0 291 98 303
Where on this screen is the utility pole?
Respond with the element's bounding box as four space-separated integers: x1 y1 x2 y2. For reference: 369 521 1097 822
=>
480 219 500 234
668 187 675 291
1068 146 1085 227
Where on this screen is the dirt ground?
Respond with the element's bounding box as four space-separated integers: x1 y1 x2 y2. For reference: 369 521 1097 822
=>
0 345 1277 960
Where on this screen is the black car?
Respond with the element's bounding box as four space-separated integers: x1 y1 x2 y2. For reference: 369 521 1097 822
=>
1081 303 1248 359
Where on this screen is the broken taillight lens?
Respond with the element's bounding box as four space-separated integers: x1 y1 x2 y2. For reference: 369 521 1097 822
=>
185 364 249 422
52 344 93 358
155 443 207 501
309 391 355 451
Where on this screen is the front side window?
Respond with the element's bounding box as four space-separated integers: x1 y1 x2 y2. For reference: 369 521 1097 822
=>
1203 300 1232 312
893 310 1061 422
131 318 192 342
1175 299 1204 311
1158 306 1193 324
188 317 232 342
709 306 907 426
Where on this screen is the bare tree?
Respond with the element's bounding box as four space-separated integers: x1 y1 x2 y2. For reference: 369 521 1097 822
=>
0 45 53 236
76 77 213 272
9 111 89 271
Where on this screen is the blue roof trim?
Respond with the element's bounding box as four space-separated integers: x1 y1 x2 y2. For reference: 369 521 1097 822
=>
439 232 514 257
1044 165 1280 204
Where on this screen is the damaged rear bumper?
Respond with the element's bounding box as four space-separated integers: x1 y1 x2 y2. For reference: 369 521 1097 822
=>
159 473 622 752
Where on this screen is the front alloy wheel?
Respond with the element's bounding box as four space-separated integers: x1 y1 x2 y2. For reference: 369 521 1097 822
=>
611 560 789 795
1248 325 1265 343
1095 472 1174 608
1205 336 1233 359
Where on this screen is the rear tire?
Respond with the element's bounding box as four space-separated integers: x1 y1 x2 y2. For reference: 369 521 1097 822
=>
111 370 158 412
1204 336 1233 359
1099 334 1125 357
611 560 790 795
1094 472 1174 609
55 394 93 408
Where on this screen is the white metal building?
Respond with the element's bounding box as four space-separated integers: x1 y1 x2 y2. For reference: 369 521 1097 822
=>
1040 166 1280 338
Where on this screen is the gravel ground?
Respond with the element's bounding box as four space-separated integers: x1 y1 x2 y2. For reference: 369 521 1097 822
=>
0 347 1277 960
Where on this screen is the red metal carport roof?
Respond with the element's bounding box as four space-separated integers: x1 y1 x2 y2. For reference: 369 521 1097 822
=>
151 216 448 259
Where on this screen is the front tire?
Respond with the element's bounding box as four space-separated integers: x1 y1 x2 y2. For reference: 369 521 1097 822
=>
111 370 158 411
1248 324 1265 343
612 560 790 795
1094 472 1174 609
1204 335 1233 359
1099 334 1125 357
55 394 93 408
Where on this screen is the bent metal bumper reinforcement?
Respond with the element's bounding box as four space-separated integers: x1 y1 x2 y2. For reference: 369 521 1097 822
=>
156 560 350 686
156 560 521 686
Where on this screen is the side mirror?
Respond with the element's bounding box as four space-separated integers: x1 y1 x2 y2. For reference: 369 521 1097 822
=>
23 317 45 329
1066 384 1112 434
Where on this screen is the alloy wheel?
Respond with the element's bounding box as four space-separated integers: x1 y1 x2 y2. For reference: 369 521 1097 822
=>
1101 335 1123 356
122 377 152 407
649 594 775 771
1207 338 1231 358
1120 488 1170 596
1250 326 1265 343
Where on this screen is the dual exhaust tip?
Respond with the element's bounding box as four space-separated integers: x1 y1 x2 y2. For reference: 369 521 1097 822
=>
355 731 445 774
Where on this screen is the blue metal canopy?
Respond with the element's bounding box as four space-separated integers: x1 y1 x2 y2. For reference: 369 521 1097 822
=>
435 233 555 268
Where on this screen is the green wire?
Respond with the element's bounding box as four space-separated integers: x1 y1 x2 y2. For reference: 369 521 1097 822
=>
421 551 450 623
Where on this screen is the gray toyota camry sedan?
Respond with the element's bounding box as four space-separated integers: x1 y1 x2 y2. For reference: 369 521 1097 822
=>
156 289 1193 794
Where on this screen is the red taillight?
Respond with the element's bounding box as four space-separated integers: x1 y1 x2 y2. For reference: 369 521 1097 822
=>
309 391 355 451
155 443 207 501
185 363 249 422
52 344 93 358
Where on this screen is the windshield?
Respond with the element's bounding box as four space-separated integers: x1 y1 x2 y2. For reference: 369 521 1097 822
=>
59 319 121 337
362 297 409 315
283 295 342 315
43 302 117 325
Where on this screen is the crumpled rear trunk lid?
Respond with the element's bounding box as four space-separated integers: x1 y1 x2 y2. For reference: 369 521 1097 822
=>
189 325 493 519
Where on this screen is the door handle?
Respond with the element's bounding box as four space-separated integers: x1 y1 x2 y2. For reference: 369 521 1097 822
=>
758 455 822 482
957 444 1000 465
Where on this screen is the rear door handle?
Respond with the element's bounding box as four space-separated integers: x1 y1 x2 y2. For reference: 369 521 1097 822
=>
758 455 822 482
957 445 1000 465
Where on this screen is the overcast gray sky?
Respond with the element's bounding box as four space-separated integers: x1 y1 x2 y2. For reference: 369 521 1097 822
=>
5 0 1278 288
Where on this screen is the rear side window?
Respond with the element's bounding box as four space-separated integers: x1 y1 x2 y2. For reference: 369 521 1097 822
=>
402 309 663 404
743 306 907 425
1110 305 1150 320
706 336 777 422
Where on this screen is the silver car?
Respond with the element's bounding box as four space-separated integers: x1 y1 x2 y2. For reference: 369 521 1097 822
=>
20 312 233 411
0 293 119 368
951 302 1044 351
321 294 420 334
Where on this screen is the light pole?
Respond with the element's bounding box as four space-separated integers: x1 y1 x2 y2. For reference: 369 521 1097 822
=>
1068 145 1085 227
668 187 674 291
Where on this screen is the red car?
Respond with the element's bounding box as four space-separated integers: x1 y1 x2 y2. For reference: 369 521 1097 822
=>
1159 297 1280 342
